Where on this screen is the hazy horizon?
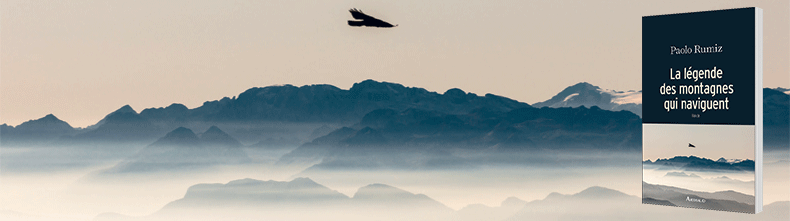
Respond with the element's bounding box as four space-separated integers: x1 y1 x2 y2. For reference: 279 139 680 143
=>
2 0 788 128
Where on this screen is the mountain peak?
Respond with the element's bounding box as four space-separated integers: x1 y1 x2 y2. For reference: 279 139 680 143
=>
30 114 63 123
773 87 790 94
31 114 69 125
10 113 75 133
289 177 319 186
166 127 198 138
96 104 144 124
444 88 469 104
114 105 137 114
166 103 188 110
444 88 466 96
149 127 200 147
349 79 407 95
204 125 225 135
532 82 642 116
501 197 527 207
225 178 264 186
82 105 141 130
570 82 599 90
351 79 385 89
221 177 320 187
354 183 410 198
351 183 452 212
532 82 606 107
574 186 630 199
545 192 565 200
199 126 242 147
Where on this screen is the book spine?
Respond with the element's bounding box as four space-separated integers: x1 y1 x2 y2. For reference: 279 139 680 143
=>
754 7 763 214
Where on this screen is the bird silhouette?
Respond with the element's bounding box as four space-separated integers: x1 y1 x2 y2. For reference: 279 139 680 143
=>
688 143 695 148
348 8 397 28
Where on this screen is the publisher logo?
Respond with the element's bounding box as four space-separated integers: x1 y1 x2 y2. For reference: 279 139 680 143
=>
686 196 706 203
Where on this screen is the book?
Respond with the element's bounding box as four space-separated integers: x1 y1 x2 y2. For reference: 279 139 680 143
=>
641 7 763 213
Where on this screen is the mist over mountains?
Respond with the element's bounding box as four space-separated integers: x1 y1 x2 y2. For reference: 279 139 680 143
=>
98 177 455 221
93 177 789 221
69 106 163 144
642 181 755 213
99 126 250 174
2 80 787 152
0 114 77 146
2 80 529 146
280 104 642 170
763 87 790 149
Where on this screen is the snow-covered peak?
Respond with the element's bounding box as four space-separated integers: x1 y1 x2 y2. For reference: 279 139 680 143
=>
597 88 642 105
562 93 579 102
533 82 642 117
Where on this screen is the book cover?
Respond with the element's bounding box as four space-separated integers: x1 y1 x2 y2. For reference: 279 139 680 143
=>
642 7 763 213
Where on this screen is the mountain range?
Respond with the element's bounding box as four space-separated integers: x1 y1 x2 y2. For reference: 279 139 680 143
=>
643 155 755 172
96 177 454 221
455 197 527 221
93 177 789 221
280 104 642 169
774 87 790 95
1 80 528 146
642 181 755 213
2 80 787 152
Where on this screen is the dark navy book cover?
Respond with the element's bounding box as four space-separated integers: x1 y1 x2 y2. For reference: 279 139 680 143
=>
642 7 763 213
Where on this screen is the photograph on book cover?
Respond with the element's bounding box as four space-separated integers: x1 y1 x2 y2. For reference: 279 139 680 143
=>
643 124 756 213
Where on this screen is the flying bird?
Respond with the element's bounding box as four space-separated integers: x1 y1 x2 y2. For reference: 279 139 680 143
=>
348 8 397 28
688 143 696 148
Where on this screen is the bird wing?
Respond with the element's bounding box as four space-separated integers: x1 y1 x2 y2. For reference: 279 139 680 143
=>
369 19 395 27
349 8 375 20
348 8 396 28
348 21 364 26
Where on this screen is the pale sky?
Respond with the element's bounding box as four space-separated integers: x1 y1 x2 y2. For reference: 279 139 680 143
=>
2 0 788 128
643 124 755 161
